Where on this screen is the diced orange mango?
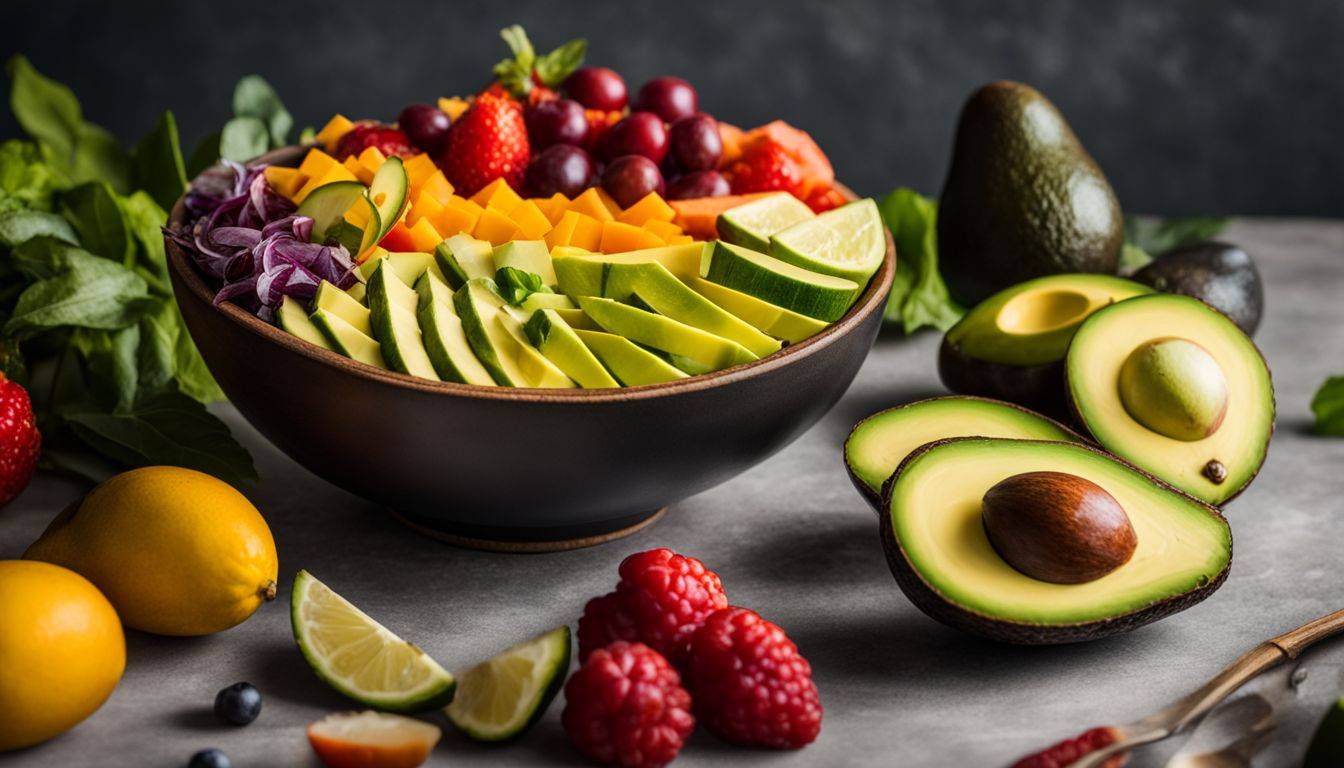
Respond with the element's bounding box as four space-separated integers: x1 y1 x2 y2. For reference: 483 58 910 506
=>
343 156 373 185
642 218 683 242
474 207 522 245
292 164 359 204
617 193 676 227
315 115 356 154
667 235 695 245
436 203 480 237
446 194 485 218
718 122 746 166
407 217 442 252
510 200 553 240
263 166 307 199
357 147 387 177
409 192 445 227
570 213 604 251
568 188 614 223
379 221 418 252
439 97 470 123
417 171 454 204
344 199 371 229
403 153 438 190
545 211 581 249
600 221 663 253
298 148 341 179
595 188 622 217
471 178 524 213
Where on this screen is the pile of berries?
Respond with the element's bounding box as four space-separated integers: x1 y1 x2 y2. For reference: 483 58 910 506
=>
564 548 822 767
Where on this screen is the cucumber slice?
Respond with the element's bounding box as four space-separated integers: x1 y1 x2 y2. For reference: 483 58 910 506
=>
454 279 571 388
296 181 365 242
577 296 757 372
359 250 443 286
367 156 408 243
445 626 571 742
717 191 815 252
689 277 829 344
493 240 556 287
435 234 496 288
768 198 885 285
574 329 688 386
414 273 496 386
367 262 439 380
311 308 386 368
277 296 332 350
291 570 456 712
520 292 576 312
700 240 858 322
315 280 371 335
346 281 367 304
524 310 619 388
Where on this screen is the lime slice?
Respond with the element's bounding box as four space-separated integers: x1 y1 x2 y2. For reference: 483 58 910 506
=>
717 192 815 252
290 570 456 712
445 625 570 742
769 198 885 284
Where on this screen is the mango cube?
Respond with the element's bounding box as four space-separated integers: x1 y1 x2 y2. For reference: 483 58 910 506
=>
568 188 614 223
595 188 622 216
408 217 442 252
569 214 604 252
357 147 387 176
403 153 438 190
545 210 581 249
600 221 664 253
417 171 455 205
263 166 307 199
438 97 470 122
314 115 355 153
618 193 676 227
642 218 683 242
297 148 340 179
409 192 445 227
510 200 553 240
343 156 373 185
436 204 480 237
471 178 524 213
292 164 359 204
474 207 521 245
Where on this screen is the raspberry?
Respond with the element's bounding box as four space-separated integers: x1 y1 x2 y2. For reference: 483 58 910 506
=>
687 607 821 749
1011 727 1126 768
562 641 694 768
577 548 727 666
334 123 414 160
726 140 803 196
804 183 848 214
0 373 40 508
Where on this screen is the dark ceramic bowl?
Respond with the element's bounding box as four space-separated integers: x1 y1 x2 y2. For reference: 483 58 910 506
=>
166 147 895 549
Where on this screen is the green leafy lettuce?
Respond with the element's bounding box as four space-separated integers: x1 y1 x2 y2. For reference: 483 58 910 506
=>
1310 377 1344 436
877 188 963 333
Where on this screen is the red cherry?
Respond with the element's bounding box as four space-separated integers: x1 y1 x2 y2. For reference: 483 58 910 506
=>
666 170 730 200
602 155 665 208
669 114 722 172
397 104 450 154
600 112 668 164
633 77 698 123
526 99 589 149
563 67 628 111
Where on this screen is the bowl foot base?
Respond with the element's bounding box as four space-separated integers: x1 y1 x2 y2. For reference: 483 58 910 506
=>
388 507 668 553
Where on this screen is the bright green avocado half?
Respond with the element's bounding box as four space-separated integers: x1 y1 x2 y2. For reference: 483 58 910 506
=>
844 396 1083 511
939 274 1152 415
880 437 1232 644
1066 293 1273 506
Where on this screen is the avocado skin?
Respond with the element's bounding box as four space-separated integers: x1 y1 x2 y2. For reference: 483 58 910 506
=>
937 337 1071 421
1304 697 1344 768
937 81 1123 306
1133 241 1263 336
877 437 1232 644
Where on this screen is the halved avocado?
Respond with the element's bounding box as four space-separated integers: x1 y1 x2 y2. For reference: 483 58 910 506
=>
880 437 1231 644
939 274 1152 415
1065 293 1273 505
844 396 1084 511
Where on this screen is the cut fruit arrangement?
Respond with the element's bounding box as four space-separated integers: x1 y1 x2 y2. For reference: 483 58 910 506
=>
172 26 883 390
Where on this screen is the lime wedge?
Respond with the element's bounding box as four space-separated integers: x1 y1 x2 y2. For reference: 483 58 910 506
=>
445 625 570 742
290 570 456 712
716 192 815 252
769 198 885 284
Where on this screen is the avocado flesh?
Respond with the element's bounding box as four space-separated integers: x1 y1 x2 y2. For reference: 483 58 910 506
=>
689 277 828 344
524 309 619 388
367 263 439 380
1066 294 1273 505
493 240 556 287
311 308 386 369
315 280 372 335
883 438 1230 639
552 243 704 282
277 296 332 350
414 273 495 386
844 396 1082 509
436 234 495 288
573 329 687 386
577 296 757 373
937 81 1124 306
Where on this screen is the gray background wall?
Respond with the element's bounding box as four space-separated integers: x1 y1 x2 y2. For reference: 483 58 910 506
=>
3 0 1340 216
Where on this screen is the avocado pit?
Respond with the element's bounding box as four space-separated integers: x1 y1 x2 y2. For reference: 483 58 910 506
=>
1118 337 1228 442
981 471 1137 584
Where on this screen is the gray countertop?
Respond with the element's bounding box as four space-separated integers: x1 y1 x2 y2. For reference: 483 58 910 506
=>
3 219 1342 768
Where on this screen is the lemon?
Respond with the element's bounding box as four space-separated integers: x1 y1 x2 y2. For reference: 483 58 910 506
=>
0 561 125 751
445 625 570 742
24 466 278 636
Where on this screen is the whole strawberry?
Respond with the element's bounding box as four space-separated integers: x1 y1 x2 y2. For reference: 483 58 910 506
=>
726 140 803 196
438 85 530 196
562 641 694 768
578 548 727 667
687 607 821 749
334 122 413 160
0 373 40 508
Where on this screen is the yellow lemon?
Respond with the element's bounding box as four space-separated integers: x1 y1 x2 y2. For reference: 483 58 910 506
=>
24 466 278 636
0 560 125 751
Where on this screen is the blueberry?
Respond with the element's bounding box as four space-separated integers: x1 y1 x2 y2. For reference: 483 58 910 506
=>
188 748 230 768
213 682 262 726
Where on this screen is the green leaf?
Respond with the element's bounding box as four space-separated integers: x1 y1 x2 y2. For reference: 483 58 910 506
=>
117 190 171 294
9 235 93 279
298 126 316 145
185 131 221 178
0 209 77 248
4 254 151 338
70 123 131 192
219 116 269 163
72 325 140 411
131 111 187 212
6 55 82 165
877 187 963 333
1118 242 1153 275
60 181 131 263
494 25 537 97
0 139 67 212
172 317 223 403
495 266 549 305
1310 377 1344 436
232 75 292 146
63 387 257 484
1124 216 1228 257
534 38 587 87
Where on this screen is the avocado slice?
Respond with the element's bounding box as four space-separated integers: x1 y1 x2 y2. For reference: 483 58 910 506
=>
519 293 576 312
576 296 756 373
881 437 1231 643
493 240 556 287
435 234 496 289
699 240 858 322
552 242 704 282
1065 293 1273 506
359 249 445 286
524 309 619 388
494 311 575 389
367 156 409 243
414 273 495 386
844 396 1084 511
551 307 597 330
315 280 371 335
454 278 572 388
311 308 386 369
939 274 1152 415
1304 697 1344 768
573 329 688 386
367 262 439 380
277 296 332 350
1133 241 1263 336
937 81 1124 306
688 277 828 344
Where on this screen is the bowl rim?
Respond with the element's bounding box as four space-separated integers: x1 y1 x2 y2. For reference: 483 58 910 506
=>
165 145 896 403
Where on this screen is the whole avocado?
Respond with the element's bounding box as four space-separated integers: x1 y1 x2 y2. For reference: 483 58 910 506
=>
937 81 1123 306
1132 241 1263 336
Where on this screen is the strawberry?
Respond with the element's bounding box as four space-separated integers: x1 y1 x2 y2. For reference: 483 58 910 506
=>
726 139 804 196
0 372 40 508
333 122 413 160
438 87 531 196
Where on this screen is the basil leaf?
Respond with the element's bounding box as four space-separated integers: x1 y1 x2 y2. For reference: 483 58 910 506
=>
1124 216 1228 257
878 187 963 333
1118 242 1154 275
9 235 92 279
131 111 187 212
219 116 270 163
117 190 171 294
495 266 549 305
63 388 257 484
0 139 66 212
6 55 81 165
0 209 77 248
172 317 224 403
72 326 140 411
534 39 588 87
298 126 316 145
1310 377 1344 436
186 131 221 178
70 122 131 192
60 181 131 263
232 75 292 147
4 255 151 338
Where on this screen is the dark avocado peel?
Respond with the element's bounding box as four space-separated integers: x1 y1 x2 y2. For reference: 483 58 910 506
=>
844 396 1085 512
1133 241 1264 336
1065 294 1274 506
879 437 1232 644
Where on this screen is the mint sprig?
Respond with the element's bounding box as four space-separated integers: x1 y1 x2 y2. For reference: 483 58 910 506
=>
493 25 587 99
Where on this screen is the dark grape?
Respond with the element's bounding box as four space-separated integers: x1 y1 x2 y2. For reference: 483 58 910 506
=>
633 77 698 123
189 749 231 768
669 114 722 172
563 67 628 111
526 144 596 198
397 104 450 154
602 155 665 208
526 99 589 149
666 170 730 200
600 112 668 164
213 682 262 726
